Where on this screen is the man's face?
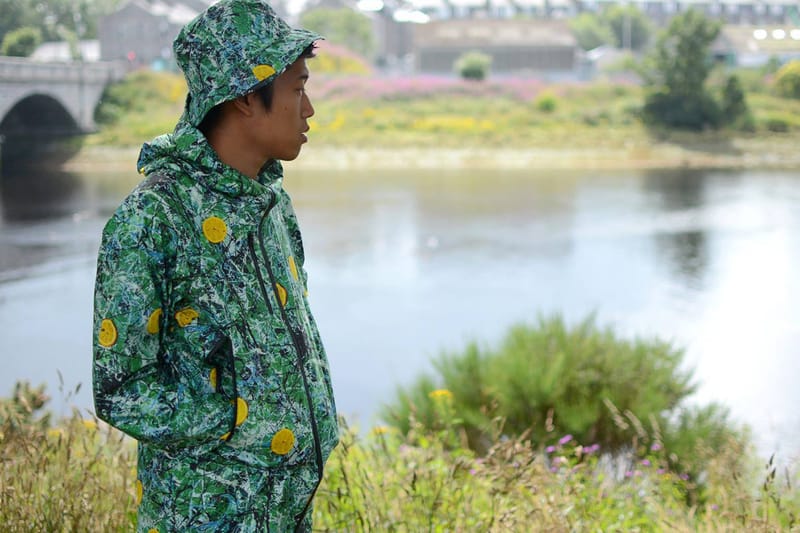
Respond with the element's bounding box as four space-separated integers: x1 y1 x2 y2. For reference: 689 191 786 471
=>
254 57 314 161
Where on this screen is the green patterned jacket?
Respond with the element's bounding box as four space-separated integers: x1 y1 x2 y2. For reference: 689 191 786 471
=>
92 121 338 530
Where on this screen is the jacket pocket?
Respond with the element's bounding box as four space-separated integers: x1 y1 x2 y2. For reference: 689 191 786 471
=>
203 335 239 442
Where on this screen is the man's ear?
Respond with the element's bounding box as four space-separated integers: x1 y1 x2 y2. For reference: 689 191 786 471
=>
231 93 259 118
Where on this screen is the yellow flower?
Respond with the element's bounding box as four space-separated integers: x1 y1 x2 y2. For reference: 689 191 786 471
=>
428 389 453 401
372 425 390 435
82 419 97 431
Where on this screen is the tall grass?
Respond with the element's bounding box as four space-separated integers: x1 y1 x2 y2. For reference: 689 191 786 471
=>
1 381 798 531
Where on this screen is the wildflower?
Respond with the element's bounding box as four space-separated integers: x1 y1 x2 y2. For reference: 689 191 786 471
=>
47 428 65 438
550 466 559 473
428 389 453 401
641 459 651 467
469 468 477 476
558 434 573 445
545 445 557 454
625 471 634 478
657 468 666 475
82 419 97 431
711 504 719 511
584 444 600 454
650 442 662 452
371 425 390 435
680 473 689 481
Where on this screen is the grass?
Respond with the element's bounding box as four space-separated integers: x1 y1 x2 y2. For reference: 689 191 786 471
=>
2 380 799 531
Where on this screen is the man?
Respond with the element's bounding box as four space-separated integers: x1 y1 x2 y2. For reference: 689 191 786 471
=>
91 1 339 531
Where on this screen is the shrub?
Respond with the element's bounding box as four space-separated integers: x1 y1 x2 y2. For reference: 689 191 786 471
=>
535 91 558 113
1 26 42 57
774 60 800 99
762 114 790 132
381 314 747 482
454 51 492 81
720 74 753 131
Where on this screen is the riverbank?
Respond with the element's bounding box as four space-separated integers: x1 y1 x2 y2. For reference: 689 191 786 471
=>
63 134 800 173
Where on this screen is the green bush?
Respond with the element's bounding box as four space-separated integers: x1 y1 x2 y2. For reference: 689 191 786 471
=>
382 315 747 482
774 60 800 99
1 26 42 57
535 91 559 113
762 114 790 132
720 74 753 131
454 51 492 81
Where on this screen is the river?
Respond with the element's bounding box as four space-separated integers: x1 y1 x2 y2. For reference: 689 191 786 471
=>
1 163 798 458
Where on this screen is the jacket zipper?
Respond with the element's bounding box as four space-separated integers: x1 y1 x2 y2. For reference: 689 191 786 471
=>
253 200 325 530
250 195 325 486
248 233 273 315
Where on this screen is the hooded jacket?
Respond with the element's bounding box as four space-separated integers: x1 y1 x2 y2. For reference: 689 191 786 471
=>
92 120 339 531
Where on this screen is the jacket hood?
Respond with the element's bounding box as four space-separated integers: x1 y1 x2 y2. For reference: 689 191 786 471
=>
137 120 283 198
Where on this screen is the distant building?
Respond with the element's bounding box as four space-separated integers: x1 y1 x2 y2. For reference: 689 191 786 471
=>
713 25 800 67
406 0 800 24
31 40 101 62
413 19 579 76
98 0 209 68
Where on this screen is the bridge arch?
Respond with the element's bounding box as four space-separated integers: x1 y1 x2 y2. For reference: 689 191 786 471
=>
0 93 81 137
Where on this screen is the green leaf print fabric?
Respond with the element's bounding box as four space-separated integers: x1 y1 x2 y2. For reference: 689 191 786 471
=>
92 113 338 533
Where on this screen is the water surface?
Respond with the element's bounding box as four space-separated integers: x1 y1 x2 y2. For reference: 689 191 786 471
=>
1 165 798 457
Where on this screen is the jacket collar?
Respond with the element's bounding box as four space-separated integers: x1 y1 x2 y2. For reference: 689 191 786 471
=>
137 120 283 201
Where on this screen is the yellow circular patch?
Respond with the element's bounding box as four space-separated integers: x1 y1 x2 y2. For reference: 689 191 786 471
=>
275 283 288 307
234 397 248 427
202 216 227 244
175 307 199 327
209 368 218 390
146 308 162 334
252 64 276 81
288 256 299 281
135 479 143 505
271 428 295 455
98 319 117 347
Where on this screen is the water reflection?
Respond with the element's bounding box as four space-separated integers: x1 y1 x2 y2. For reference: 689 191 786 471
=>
0 167 84 223
643 169 711 290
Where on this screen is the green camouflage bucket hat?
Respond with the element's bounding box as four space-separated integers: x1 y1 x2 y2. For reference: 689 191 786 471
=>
174 0 322 127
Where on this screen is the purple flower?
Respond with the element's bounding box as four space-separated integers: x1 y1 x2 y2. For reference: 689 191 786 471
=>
711 504 719 511
585 444 601 454
650 443 662 452
550 466 559 473
625 471 634 478
545 445 556 454
641 459 651 467
680 473 689 481
657 468 666 475
558 434 573 445
469 469 477 476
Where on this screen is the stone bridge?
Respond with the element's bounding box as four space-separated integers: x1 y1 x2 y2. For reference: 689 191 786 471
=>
0 57 126 155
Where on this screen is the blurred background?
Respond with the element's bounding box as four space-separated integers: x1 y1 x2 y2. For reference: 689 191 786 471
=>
1 0 799 462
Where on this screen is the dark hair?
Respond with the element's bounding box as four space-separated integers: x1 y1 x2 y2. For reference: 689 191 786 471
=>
198 44 317 137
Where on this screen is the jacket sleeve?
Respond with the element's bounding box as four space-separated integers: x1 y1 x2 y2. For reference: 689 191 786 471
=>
92 189 235 448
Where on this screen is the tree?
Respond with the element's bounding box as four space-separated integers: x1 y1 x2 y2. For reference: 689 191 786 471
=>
454 51 491 81
720 74 752 129
1 26 42 57
641 9 722 130
569 13 614 51
300 7 376 60
0 0 123 44
602 5 652 51
774 60 800 99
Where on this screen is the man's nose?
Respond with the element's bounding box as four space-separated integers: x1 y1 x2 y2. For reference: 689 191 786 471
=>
302 94 314 119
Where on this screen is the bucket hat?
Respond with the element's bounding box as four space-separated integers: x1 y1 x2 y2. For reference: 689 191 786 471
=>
173 0 322 127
